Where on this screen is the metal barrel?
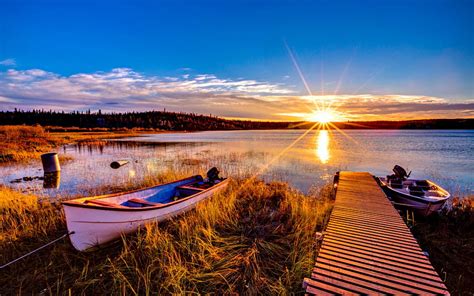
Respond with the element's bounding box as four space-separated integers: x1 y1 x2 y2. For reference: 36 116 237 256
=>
41 152 61 173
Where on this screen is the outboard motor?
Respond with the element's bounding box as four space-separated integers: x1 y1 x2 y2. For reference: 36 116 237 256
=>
393 165 411 180
387 165 411 186
206 167 221 183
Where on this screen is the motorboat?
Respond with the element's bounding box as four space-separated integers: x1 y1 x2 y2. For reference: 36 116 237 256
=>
377 165 450 216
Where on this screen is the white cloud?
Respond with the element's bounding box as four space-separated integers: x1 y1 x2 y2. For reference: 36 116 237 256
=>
0 95 17 103
0 68 295 117
0 67 472 120
0 58 16 67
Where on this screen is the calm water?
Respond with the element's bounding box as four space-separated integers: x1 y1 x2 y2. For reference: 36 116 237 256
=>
1 130 473 196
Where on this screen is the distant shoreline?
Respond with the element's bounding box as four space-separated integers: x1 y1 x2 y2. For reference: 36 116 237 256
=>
1 110 473 130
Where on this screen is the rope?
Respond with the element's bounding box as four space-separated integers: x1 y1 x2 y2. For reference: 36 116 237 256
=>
0 231 74 269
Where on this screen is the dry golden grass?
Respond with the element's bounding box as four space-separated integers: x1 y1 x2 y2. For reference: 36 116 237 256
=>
0 125 140 164
0 125 53 162
0 178 333 295
1 173 473 295
0 186 43 242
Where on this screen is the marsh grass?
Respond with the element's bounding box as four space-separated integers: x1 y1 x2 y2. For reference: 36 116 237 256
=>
0 125 53 163
0 125 140 164
0 177 333 295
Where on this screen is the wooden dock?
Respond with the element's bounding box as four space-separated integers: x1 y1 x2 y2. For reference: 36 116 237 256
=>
304 171 449 295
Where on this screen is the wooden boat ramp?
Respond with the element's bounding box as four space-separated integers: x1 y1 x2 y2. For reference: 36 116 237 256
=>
303 171 449 295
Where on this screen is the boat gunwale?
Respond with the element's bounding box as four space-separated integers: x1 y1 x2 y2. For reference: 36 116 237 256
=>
62 176 229 212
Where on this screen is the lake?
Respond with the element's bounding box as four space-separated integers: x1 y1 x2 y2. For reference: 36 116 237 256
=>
1 130 473 197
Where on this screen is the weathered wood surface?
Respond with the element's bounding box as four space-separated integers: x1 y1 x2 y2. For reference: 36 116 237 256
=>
304 171 449 295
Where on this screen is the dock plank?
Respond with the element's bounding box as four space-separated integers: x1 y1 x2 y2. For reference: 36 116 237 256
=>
305 171 449 295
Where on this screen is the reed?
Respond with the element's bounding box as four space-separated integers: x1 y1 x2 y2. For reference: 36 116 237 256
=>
0 177 333 294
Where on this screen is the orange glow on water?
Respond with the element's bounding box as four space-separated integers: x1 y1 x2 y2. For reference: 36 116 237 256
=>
316 130 330 163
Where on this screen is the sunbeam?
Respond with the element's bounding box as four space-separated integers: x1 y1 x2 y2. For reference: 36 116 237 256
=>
327 121 360 145
280 43 365 169
285 41 313 96
238 122 321 189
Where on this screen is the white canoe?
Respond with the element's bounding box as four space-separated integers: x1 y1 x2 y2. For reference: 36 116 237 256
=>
63 175 229 251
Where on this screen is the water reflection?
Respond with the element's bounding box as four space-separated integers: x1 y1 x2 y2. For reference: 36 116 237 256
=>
43 172 61 189
316 130 330 164
1 130 472 196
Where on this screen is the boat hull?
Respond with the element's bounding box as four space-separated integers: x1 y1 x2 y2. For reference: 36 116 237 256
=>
64 179 229 251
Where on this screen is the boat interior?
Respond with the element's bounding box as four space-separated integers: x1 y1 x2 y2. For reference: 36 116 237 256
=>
71 175 225 209
120 183 208 208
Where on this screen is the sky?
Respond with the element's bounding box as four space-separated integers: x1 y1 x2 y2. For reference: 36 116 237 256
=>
0 0 473 121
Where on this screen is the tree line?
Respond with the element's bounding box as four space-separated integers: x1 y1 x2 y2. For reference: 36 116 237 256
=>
0 109 472 130
0 109 292 130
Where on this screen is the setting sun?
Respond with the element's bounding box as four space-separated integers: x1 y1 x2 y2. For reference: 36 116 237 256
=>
307 110 334 123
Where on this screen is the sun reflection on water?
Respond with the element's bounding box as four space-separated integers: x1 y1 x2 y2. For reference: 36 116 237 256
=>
316 130 330 164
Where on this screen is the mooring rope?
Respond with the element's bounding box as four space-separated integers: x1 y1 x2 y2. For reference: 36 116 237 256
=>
0 231 74 269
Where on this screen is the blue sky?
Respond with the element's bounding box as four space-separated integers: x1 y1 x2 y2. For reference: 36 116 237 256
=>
0 0 473 120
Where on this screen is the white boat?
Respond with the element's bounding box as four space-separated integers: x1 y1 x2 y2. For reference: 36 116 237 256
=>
63 168 229 251
377 165 450 216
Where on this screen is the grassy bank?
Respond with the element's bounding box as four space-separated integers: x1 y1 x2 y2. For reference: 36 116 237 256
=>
0 178 333 294
412 196 474 295
0 125 141 163
1 178 473 294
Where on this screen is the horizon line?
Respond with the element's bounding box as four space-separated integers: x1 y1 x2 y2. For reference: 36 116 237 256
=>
1 108 473 124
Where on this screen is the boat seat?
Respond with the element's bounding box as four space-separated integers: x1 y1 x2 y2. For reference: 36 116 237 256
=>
415 181 431 191
390 180 403 189
409 185 425 197
127 198 162 207
177 185 205 191
85 199 126 208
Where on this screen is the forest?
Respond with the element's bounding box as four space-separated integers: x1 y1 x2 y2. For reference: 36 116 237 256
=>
0 109 472 130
